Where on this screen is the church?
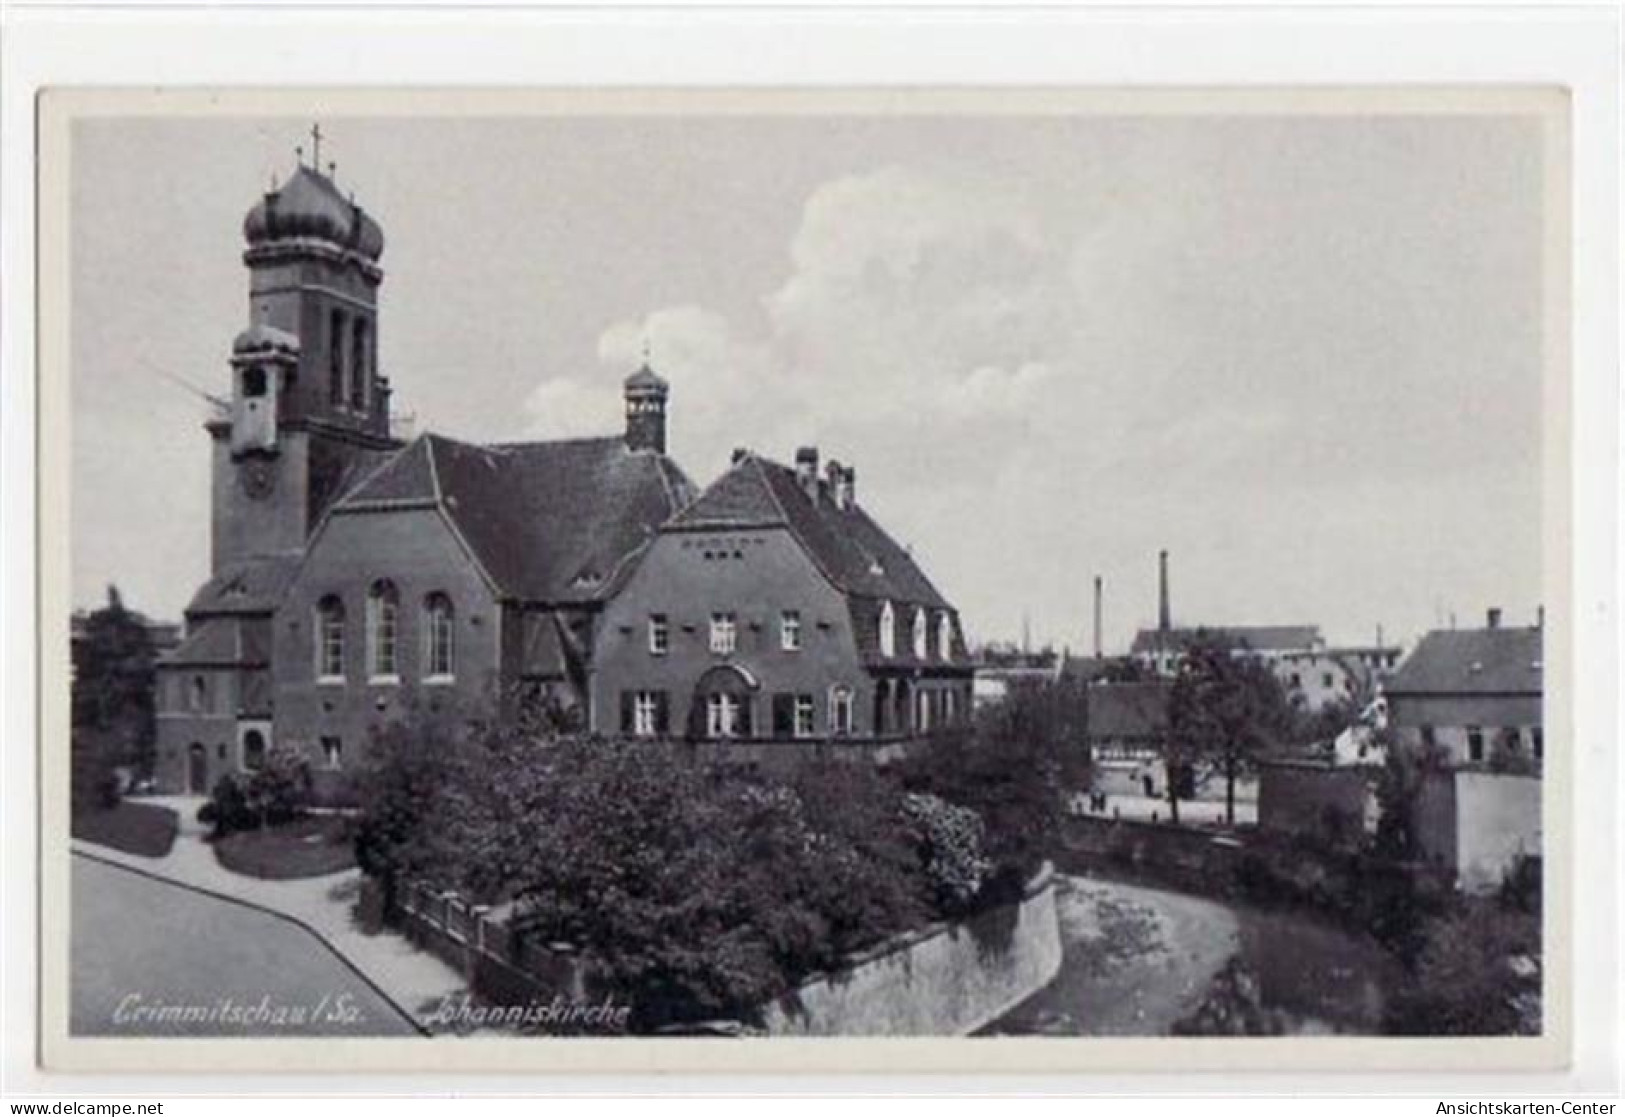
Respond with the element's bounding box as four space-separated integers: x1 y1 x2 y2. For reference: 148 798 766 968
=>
153 156 973 798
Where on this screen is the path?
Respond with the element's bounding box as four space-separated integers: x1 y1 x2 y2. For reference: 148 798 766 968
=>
71 794 467 1032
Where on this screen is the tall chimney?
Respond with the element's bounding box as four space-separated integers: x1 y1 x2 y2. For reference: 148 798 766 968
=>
1487 607 1502 630
794 446 819 500
1093 575 1103 658
1158 550 1171 633
1536 605 1545 630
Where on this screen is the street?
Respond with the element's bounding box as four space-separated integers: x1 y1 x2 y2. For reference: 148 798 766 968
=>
71 853 419 1036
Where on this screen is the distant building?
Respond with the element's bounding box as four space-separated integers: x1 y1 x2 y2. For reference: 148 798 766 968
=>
1385 609 1543 769
972 646 1062 709
1130 624 1323 677
1386 608 1543 892
1084 681 1174 798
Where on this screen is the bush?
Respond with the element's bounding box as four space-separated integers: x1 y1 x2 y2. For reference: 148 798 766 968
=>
901 791 991 915
199 744 312 837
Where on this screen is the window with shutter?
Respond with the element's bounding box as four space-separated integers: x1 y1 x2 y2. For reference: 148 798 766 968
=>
772 694 794 738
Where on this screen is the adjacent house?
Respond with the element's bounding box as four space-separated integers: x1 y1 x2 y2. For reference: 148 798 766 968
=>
590 446 973 757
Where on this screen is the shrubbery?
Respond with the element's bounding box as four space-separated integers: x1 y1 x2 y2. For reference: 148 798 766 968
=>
354 694 1068 1029
198 743 313 836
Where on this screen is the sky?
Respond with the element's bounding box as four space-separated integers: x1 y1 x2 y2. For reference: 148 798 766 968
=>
70 110 1548 652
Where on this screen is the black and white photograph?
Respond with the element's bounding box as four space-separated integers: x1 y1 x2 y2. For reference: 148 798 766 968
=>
48 89 1566 1056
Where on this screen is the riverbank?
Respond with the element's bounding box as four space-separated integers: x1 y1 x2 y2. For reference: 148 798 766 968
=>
984 874 1401 1036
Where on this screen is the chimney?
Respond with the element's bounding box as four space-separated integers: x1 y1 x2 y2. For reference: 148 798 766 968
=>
731 447 750 465
1093 575 1103 658
1487 607 1502 630
827 461 855 510
1536 605 1545 630
1158 550 1171 633
795 446 819 500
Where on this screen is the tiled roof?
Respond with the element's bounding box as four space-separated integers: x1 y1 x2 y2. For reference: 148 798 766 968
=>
333 432 695 603
1129 625 1322 656
1385 627 1543 697
184 553 303 617
161 619 256 667
1087 682 1172 739
673 452 949 609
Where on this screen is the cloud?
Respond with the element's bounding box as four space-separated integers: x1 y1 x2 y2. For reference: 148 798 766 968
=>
531 167 1085 486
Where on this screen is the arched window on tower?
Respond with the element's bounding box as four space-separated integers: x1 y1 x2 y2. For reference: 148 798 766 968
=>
878 601 896 659
350 318 370 410
423 592 455 680
315 596 346 681
367 580 399 680
328 308 347 406
242 365 268 398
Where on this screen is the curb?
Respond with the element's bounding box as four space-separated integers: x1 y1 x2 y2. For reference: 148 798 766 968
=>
71 847 432 1037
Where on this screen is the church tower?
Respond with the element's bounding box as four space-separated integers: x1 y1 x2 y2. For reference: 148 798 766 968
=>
209 150 398 572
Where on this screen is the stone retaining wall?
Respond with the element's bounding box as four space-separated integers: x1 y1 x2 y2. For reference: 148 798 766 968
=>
759 863 1062 1036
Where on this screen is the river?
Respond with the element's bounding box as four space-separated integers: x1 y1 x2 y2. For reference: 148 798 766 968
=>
985 874 1402 1036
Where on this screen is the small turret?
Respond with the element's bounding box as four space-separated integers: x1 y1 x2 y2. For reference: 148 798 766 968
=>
624 361 669 454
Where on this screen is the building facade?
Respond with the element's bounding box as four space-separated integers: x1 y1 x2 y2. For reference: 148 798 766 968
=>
591 447 974 754
1384 609 1544 769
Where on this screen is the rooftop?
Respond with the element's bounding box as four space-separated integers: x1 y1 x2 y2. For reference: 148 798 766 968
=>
1385 626 1543 696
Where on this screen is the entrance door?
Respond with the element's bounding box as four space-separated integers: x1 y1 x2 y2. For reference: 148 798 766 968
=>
187 743 208 794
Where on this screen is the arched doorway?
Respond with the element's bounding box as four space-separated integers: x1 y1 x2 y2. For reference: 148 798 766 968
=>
187 743 208 794
688 663 759 741
242 729 267 771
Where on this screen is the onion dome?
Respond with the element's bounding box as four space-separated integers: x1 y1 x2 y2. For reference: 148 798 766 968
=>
232 322 301 356
243 164 385 261
624 362 669 395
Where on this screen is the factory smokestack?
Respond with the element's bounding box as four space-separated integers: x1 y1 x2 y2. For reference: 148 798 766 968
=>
1158 550 1171 633
1093 575 1103 658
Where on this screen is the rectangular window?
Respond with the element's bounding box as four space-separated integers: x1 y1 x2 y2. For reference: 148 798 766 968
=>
321 736 342 771
648 614 669 656
1420 725 1436 750
793 695 816 739
1321 672 1334 689
1532 727 1544 760
830 687 854 737
633 692 660 738
1467 726 1485 763
709 612 736 655
780 610 802 652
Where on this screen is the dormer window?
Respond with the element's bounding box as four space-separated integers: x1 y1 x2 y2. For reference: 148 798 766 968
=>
878 600 896 658
937 612 953 662
911 607 928 659
242 366 268 398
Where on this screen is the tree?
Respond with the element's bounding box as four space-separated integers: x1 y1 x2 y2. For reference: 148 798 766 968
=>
1167 632 1295 825
70 585 157 811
